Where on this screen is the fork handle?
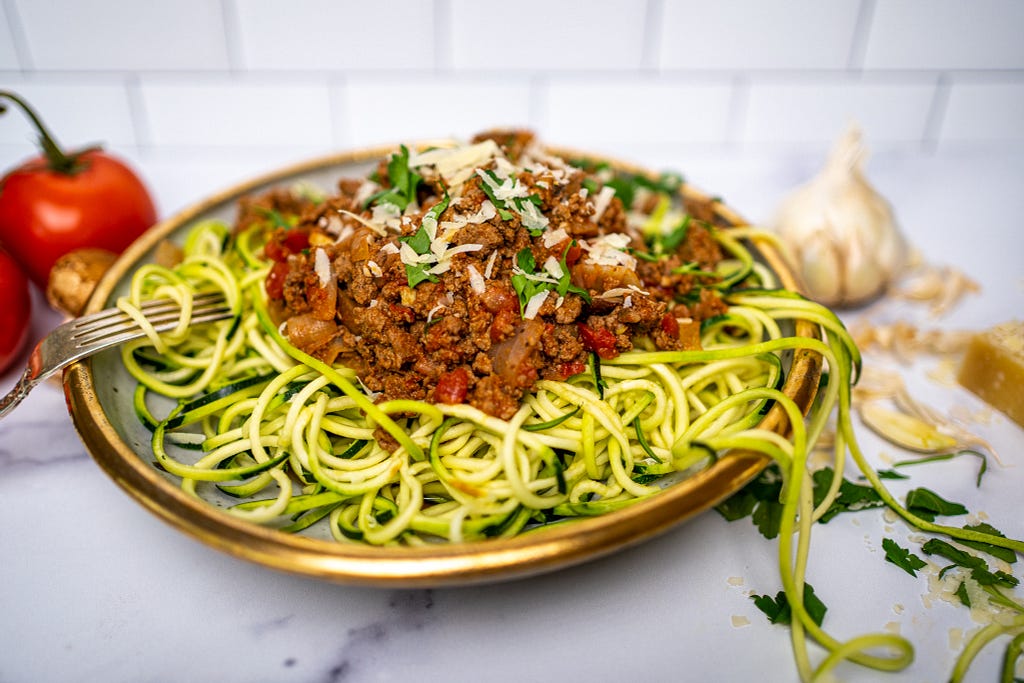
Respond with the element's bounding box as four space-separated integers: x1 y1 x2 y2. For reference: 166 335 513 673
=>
0 365 43 420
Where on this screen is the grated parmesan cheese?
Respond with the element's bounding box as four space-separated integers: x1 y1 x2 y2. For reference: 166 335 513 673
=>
313 248 331 287
467 264 486 294
542 256 564 279
523 290 549 320
591 185 616 223
484 250 499 278
543 227 569 248
582 233 637 269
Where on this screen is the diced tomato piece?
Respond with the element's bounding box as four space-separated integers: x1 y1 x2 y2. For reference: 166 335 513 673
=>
434 368 470 404
564 242 582 266
660 313 680 337
577 323 619 359
264 228 310 262
490 307 519 342
263 238 287 263
557 360 587 379
265 261 290 299
283 229 310 253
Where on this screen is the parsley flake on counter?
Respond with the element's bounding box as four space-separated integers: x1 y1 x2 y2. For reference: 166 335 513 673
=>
752 583 827 627
882 538 927 577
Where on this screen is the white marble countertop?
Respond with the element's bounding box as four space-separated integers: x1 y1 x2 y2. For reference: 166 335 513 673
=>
1 144 1022 683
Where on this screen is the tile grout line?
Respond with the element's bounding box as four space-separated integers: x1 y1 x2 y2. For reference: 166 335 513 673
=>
726 73 749 150
219 0 245 73
434 0 453 73
921 73 951 154
846 0 876 70
124 72 154 151
4 0 33 72
640 0 664 71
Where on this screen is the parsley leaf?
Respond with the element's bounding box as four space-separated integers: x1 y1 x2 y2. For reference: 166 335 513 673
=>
397 188 450 289
921 538 986 570
882 538 927 577
715 465 783 538
811 467 885 523
874 468 910 480
960 523 1017 564
365 145 422 211
923 538 1020 589
752 583 827 627
404 263 437 288
954 581 972 607
905 487 968 522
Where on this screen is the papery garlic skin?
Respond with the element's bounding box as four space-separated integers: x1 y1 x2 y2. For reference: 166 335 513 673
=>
773 125 908 308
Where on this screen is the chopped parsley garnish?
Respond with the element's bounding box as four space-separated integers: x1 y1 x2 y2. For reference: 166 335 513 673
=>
509 244 590 317
882 538 927 577
477 169 546 234
365 144 422 211
923 539 1019 588
398 188 450 288
811 468 884 523
905 487 968 522
258 207 294 229
752 583 827 627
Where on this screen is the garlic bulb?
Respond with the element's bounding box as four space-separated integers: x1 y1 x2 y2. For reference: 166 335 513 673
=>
772 125 908 308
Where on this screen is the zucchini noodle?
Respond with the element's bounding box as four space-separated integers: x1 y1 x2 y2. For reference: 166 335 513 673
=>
121 188 1021 682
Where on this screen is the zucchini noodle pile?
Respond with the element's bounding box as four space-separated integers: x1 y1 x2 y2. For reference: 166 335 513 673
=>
120 202 1022 682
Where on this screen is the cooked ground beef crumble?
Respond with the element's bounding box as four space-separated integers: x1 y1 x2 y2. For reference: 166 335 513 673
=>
245 130 728 419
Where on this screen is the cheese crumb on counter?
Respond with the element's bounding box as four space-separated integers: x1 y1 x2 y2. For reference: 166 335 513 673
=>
956 321 1024 427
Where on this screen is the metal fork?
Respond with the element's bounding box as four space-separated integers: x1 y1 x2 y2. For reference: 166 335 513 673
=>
0 293 232 420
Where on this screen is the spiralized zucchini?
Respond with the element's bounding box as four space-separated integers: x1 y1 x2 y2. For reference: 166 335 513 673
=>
122 213 1022 682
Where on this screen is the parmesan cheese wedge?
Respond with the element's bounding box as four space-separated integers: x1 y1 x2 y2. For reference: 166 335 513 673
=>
957 321 1024 427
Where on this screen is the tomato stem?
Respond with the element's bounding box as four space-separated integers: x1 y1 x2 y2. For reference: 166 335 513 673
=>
0 89 89 175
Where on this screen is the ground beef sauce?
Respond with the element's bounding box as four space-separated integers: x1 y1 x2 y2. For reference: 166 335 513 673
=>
250 130 728 421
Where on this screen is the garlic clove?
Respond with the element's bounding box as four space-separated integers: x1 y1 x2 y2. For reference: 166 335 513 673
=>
858 401 959 453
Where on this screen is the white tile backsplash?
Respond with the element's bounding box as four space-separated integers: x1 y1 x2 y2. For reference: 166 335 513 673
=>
0 0 1022 170
542 79 733 149
0 78 138 163
234 0 435 71
660 0 862 70
14 0 230 71
940 80 1024 143
863 0 1024 70
742 79 937 145
0 2 21 70
449 0 647 70
139 79 333 147
344 77 533 147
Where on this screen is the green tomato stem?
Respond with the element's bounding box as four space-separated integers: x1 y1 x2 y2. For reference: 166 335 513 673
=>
0 89 87 174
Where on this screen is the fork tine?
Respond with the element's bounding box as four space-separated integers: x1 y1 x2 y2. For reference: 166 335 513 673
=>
70 292 228 337
73 292 227 330
72 304 233 347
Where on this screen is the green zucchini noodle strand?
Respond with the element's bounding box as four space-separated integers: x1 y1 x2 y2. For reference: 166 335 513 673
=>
120 195 1022 682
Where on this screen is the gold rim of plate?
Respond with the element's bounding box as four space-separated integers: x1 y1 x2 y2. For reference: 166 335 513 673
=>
63 142 822 587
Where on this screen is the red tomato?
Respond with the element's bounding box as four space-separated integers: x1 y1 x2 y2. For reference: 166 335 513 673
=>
0 244 31 373
0 91 156 288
